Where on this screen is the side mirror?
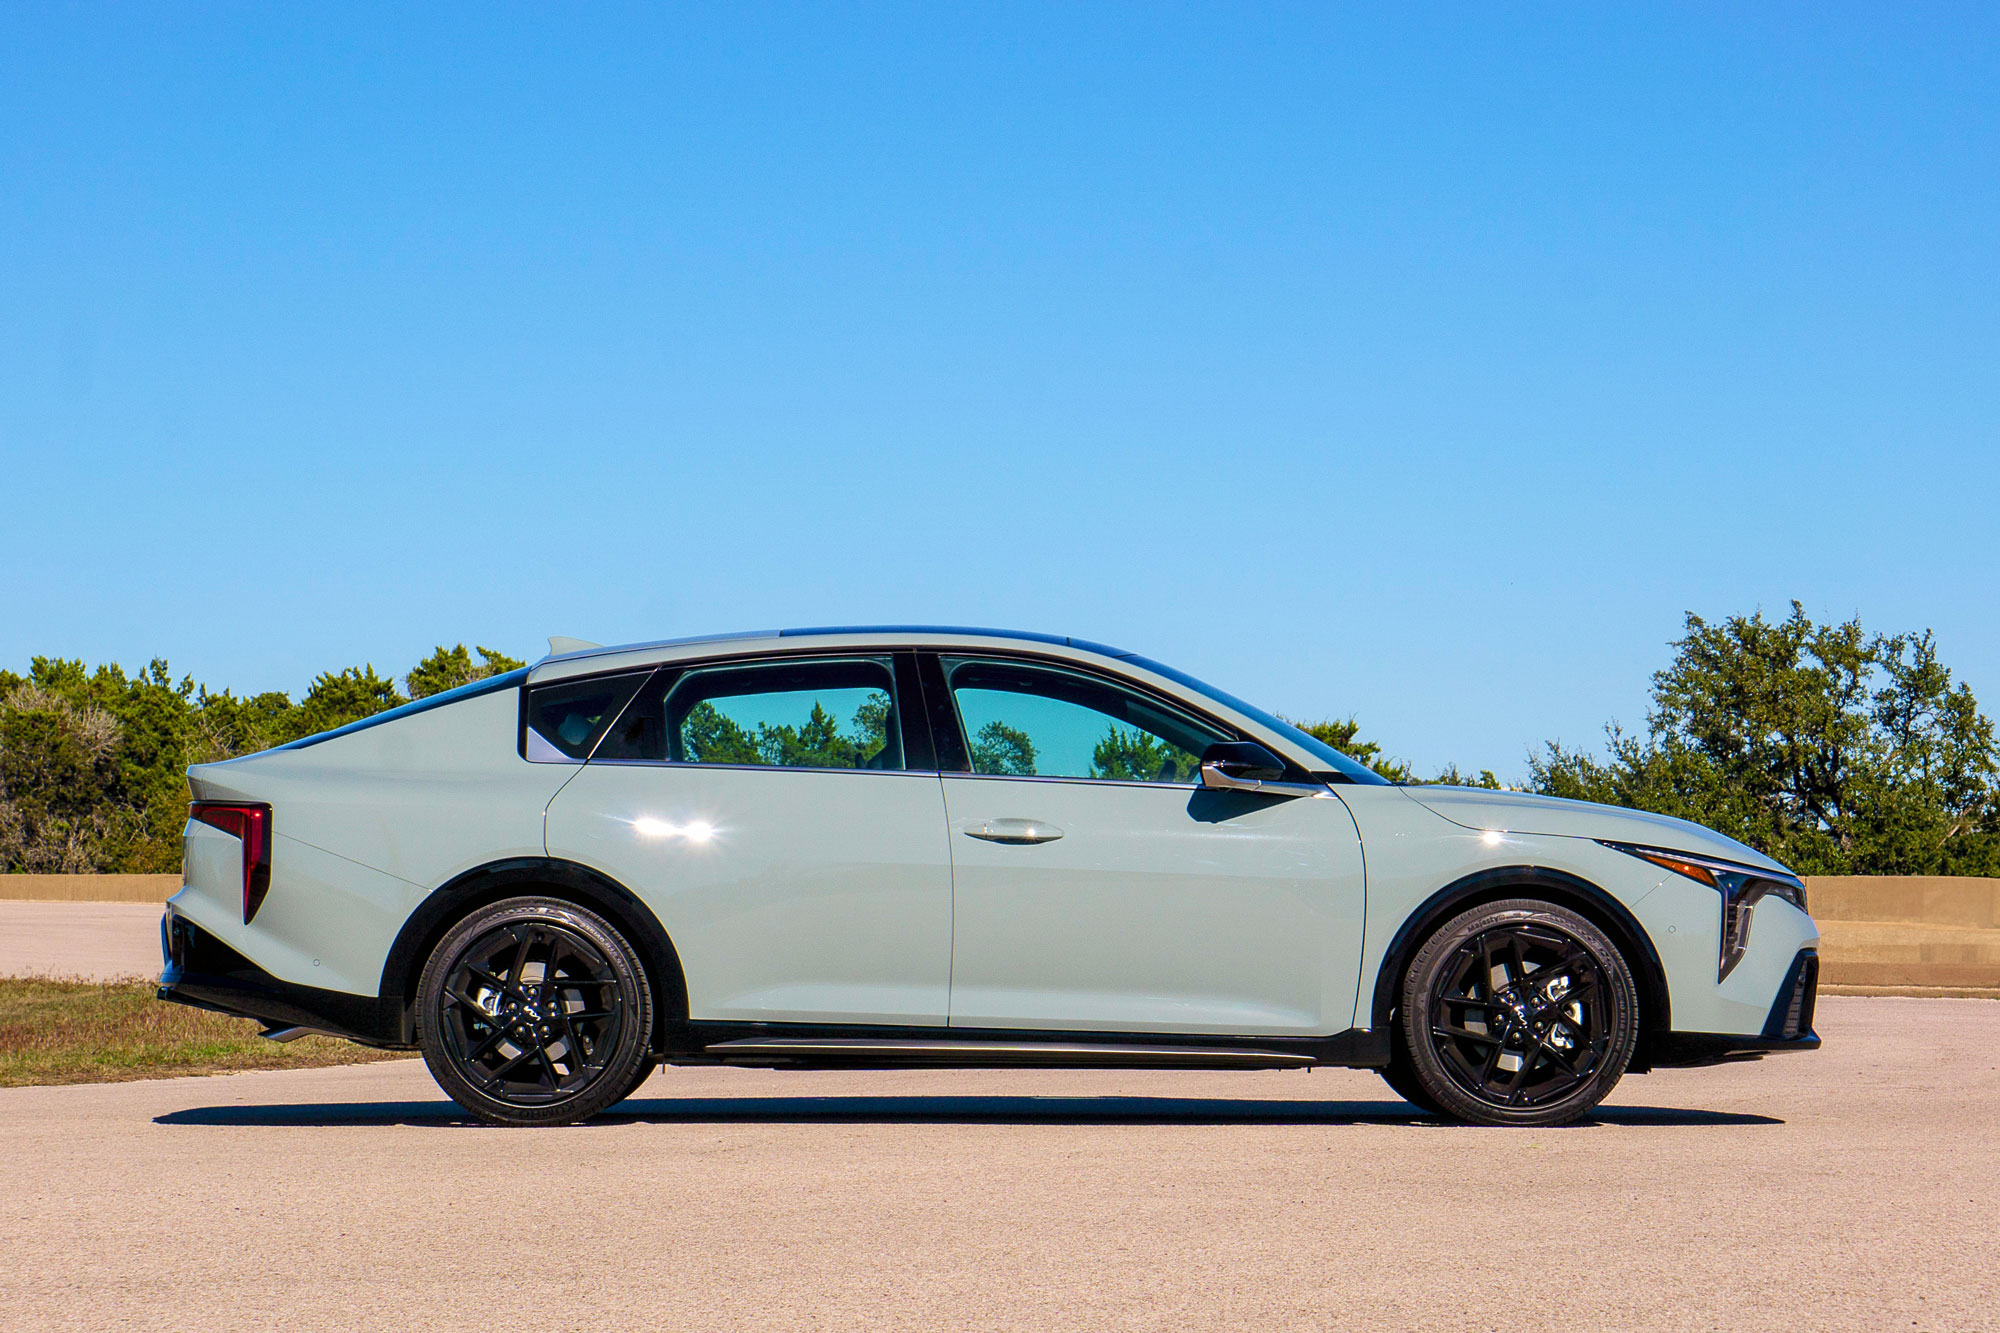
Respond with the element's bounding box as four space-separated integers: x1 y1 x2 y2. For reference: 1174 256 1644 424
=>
1199 741 1327 798
1200 740 1286 783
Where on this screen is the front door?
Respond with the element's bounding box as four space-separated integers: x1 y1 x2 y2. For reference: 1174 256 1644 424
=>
934 655 1366 1036
545 653 954 1026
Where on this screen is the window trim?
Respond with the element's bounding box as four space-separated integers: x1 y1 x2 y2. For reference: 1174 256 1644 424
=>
518 668 658 763
577 649 937 774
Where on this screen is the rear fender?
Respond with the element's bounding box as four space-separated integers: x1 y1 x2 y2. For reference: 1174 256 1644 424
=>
380 858 689 1051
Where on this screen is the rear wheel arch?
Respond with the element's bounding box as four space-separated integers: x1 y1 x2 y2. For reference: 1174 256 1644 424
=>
379 857 689 1052
1370 866 1671 1069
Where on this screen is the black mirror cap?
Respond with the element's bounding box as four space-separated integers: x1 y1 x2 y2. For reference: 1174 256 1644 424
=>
1200 740 1287 781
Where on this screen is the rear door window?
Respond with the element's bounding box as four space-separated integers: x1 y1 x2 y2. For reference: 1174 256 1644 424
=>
594 656 907 771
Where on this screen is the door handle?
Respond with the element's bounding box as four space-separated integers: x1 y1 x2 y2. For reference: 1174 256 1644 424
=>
963 819 1064 845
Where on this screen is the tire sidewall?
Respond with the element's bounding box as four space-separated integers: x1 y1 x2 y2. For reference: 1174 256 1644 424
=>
1400 898 1639 1127
416 896 654 1127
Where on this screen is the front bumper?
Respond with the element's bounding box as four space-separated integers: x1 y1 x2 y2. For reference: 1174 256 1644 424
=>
1648 948 1820 1068
157 908 406 1047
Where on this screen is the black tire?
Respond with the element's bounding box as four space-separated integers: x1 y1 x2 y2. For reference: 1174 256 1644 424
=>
608 1055 659 1109
417 896 654 1127
1398 898 1639 1128
1377 1048 1444 1116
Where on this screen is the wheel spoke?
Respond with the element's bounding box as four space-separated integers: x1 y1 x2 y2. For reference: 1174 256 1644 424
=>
509 927 537 988
445 986 498 1017
487 1045 538 1084
1437 992 1497 1009
1432 1023 1502 1046
1535 1036 1584 1082
466 964 528 1003
464 1026 510 1065
1503 1049 1538 1104
536 1043 564 1090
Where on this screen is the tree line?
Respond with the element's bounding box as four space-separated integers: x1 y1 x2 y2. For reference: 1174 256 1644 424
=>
0 644 522 874
3 605 1996 877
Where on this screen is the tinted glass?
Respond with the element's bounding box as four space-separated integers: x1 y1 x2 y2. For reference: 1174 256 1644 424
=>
645 657 904 770
524 672 650 760
942 657 1227 783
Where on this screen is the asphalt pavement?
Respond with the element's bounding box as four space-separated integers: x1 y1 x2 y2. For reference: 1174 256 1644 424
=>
1 996 1995 1331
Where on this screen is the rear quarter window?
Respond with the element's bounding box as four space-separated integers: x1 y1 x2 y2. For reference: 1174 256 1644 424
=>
522 672 651 761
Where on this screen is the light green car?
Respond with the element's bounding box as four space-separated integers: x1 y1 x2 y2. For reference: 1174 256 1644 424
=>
160 626 1820 1127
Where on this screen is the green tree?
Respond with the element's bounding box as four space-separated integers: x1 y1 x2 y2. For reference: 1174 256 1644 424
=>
407 644 527 700
291 667 405 740
1 641 525 874
969 721 1036 776
1530 603 2000 875
680 701 762 765
1286 716 1498 787
757 702 854 768
0 678 134 872
1091 725 1196 782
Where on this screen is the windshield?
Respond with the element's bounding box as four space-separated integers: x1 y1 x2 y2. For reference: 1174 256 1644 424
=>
1116 653 1391 785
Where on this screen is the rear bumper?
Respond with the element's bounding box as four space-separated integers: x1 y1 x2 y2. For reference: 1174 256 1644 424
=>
1649 948 1821 1068
157 909 407 1047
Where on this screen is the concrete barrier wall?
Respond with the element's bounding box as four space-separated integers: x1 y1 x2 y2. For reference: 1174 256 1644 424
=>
3 871 1996 994
1804 876 2000 994
0 874 180 903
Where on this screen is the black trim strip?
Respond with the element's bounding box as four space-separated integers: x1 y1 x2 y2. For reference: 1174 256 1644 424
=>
158 915 401 1046
1646 1031 1821 1067
1761 948 1820 1040
663 1020 1390 1068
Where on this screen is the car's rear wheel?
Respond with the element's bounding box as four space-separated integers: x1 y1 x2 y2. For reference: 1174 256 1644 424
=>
417 896 654 1127
1399 898 1639 1127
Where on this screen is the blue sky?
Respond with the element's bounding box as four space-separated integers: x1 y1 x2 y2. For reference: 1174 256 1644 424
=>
3 4 1995 777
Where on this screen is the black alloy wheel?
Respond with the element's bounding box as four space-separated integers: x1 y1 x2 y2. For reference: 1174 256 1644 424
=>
1399 899 1638 1127
417 897 654 1127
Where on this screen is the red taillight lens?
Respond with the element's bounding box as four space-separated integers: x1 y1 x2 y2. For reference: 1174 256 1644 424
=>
190 802 273 924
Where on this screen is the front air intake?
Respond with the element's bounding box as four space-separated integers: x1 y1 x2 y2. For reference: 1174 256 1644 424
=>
1764 950 1820 1041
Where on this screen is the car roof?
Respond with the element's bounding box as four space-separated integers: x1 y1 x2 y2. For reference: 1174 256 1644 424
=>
532 625 1131 677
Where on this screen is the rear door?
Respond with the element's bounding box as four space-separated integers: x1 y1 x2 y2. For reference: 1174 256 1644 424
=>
932 654 1366 1036
545 652 954 1026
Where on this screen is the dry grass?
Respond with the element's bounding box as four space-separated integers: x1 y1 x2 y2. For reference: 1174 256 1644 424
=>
0 975 403 1087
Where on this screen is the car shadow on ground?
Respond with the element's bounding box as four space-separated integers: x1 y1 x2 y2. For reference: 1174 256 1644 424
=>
154 1095 1782 1129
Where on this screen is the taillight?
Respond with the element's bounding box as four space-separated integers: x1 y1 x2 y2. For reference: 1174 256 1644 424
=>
190 802 273 924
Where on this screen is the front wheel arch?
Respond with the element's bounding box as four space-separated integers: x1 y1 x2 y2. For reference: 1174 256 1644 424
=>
379 857 689 1052
1370 867 1671 1071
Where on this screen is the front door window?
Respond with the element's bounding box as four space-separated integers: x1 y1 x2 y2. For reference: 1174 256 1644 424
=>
940 657 1225 784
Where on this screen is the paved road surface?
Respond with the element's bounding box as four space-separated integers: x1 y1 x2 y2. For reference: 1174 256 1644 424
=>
0 900 163 981
1 996 1995 1332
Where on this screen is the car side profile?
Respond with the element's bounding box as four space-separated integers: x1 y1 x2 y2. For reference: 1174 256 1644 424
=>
158 626 1820 1127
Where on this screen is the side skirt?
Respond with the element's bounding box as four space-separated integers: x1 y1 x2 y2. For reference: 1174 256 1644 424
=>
667 1022 1390 1071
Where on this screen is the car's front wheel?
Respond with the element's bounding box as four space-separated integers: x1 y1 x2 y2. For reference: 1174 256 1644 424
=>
1398 898 1639 1127
416 896 654 1127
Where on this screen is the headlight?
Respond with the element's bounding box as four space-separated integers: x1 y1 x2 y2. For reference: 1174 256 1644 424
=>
1599 841 1807 981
